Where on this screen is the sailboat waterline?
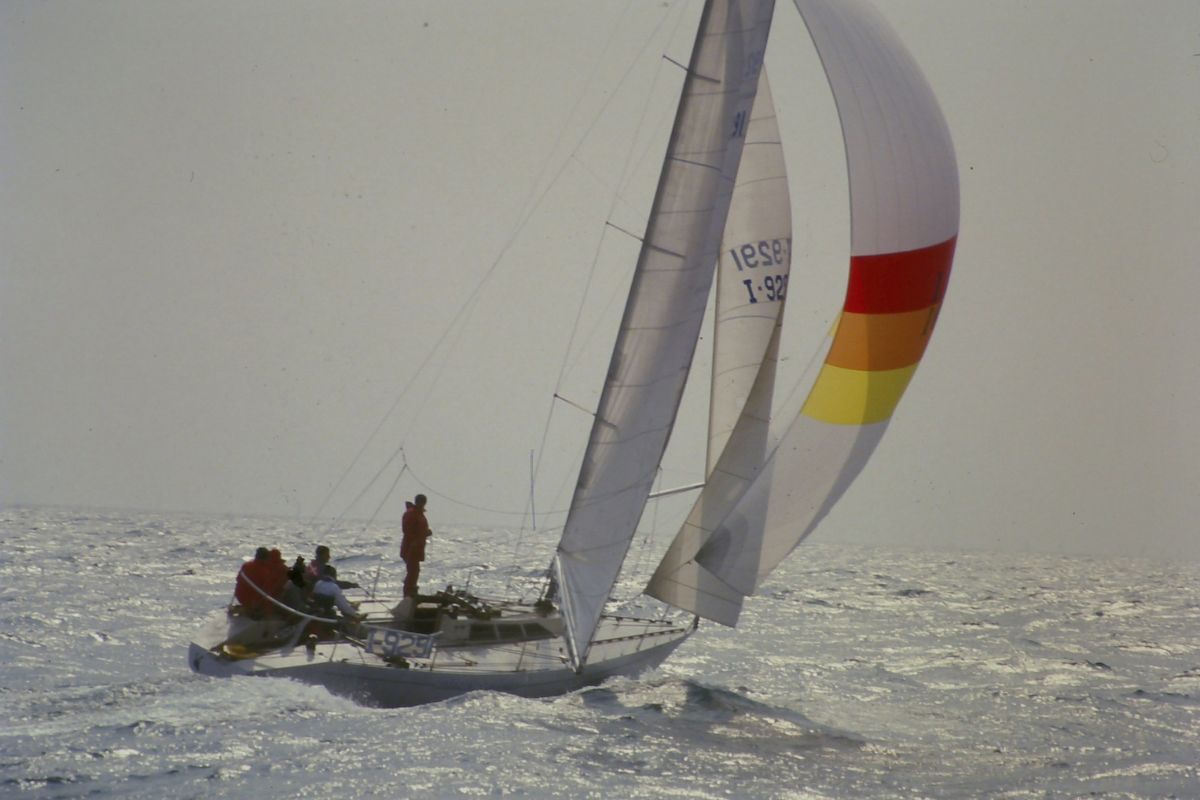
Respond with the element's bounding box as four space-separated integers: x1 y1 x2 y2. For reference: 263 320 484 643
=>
189 0 958 707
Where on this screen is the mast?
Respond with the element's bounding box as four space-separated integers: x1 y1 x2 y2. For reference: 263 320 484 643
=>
554 0 777 668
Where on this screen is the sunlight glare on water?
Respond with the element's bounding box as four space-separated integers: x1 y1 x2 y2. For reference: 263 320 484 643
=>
2 506 1199 798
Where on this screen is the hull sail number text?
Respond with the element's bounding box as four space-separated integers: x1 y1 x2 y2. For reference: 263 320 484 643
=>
729 238 790 304
364 625 436 660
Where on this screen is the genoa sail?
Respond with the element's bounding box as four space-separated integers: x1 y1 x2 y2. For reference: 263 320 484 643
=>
644 67 792 626
691 0 960 600
554 0 778 665
706 68 792 474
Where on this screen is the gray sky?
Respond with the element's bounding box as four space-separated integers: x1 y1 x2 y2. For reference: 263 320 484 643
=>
3 1 1198 560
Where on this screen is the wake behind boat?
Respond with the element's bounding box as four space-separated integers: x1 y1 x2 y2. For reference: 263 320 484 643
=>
189 0 958 708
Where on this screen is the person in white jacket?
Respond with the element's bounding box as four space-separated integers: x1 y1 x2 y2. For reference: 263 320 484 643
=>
311 566 362 620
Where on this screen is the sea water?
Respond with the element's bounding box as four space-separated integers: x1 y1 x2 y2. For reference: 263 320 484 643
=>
3 506 1198 799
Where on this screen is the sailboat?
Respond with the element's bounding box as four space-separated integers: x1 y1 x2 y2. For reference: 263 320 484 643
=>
188 0 958 708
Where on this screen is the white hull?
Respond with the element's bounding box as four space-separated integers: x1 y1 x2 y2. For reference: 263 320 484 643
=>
188 597 692 708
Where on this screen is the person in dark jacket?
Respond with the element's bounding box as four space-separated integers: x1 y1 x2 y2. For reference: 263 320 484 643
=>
302 545 359 596
305 545 332 588
400 494 432 598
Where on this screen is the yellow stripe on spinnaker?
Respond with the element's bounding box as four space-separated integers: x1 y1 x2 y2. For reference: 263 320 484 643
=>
801 363 917 425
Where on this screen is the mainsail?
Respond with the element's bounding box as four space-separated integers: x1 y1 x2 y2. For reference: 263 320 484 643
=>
645 67 792 625
653 0 960 619
554 0 777 666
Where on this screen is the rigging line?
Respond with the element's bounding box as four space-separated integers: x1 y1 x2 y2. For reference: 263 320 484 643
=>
533 8 687 416
305 316 447 528
536 8 687 465
623 5 695 205
615 5 694 215
402 457 571 520
308 3 674 530
320 443 407 538
565 156 647 224
517 2 690 574
511 0 645 223
560 0 691 214
363 460 408 532
541 0 691 405
619 467 664 600
540 1 691 438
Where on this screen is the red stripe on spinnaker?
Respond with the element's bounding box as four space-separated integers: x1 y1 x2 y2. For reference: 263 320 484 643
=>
844 237 957 315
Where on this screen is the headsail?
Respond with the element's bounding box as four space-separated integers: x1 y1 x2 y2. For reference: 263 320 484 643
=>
644 67 792 625
554 0 777 666
692 0 960 598
705 69 792 474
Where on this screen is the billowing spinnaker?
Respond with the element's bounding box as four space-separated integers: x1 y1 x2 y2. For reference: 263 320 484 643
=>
644 68 791 625
695 0 959 594
555 0 777 665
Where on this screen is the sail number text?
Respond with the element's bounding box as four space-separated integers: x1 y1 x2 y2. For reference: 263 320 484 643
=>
364 625 435 659
728 238 790 304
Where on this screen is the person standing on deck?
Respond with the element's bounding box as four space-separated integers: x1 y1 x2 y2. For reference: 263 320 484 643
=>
400 494 432 598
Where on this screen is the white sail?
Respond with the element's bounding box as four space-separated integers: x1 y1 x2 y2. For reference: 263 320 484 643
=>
555 0 777 665
694 0 960 595
706 69 792 472
643 68 792 625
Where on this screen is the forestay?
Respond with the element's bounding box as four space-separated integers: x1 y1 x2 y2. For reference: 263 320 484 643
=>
555 0 777 666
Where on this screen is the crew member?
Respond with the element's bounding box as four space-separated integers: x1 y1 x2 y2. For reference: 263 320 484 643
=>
400 494 432 598
305 545 332 588
234 547 275 618
311 565 363 620
304 544 359 593
267 548 304 613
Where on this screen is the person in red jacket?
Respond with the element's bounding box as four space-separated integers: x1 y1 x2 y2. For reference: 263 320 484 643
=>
400 494 432 598
234 547 275 618
266 548 304 614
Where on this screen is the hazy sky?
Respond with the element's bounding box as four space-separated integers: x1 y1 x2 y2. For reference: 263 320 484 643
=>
3 1 1198 560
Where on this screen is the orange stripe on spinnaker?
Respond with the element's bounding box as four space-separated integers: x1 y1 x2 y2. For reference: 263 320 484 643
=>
826 306 942 372
802 238 956 426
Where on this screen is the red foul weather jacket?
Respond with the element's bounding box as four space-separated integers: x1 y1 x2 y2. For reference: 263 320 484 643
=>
400 502 431 562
